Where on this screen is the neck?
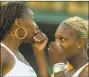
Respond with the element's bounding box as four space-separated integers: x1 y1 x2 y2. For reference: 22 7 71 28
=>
2 34 22 54
68 49 88 69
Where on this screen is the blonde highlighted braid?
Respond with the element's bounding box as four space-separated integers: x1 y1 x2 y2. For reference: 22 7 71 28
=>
62 16 88 49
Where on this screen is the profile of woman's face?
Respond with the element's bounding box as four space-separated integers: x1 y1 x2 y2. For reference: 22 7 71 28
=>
21 9 38 43
55 24 79 59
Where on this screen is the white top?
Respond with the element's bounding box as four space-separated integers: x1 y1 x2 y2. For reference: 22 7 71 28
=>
72 63 88 77
1 43 37 77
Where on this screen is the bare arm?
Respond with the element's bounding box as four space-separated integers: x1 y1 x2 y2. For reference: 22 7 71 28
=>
48 42 68 77
33 49 50 77
32 29 50 77
0 47 8 77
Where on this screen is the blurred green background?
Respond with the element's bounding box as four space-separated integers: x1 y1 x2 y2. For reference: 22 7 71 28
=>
1 1 88 76
25 2 88 24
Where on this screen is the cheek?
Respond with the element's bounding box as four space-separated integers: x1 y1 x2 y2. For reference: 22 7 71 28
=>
63 42 73 52
64 41 74 49
27 27 35 38
62 40 77 57
22 20 36 42
25 25 35 41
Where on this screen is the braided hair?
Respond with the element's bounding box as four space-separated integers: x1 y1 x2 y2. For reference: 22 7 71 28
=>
0 2 28 41
61 16 88 50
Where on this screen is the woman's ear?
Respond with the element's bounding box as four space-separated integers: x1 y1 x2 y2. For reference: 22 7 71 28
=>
14 18 22 27
77 38 85 48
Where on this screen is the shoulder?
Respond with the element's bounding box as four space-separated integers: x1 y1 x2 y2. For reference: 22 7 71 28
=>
79 65 89 77
1 45 14 67
1 46 8 67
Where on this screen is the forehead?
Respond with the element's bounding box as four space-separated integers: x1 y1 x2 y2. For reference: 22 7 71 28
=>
23 9 34 20
27 9 34 16
55 24 77 38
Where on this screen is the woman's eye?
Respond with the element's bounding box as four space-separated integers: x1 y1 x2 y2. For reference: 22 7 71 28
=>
59 38 66 42
62 38 66 41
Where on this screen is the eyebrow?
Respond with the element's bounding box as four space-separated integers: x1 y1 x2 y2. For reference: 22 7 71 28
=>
55 33 67 39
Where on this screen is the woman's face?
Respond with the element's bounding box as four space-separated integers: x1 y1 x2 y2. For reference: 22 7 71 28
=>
20 9 38 43
55 24 79 59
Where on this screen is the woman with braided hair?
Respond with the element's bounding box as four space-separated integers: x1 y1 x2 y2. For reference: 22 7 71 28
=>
0 2 88 77
0 2 49 77
48 16 89 77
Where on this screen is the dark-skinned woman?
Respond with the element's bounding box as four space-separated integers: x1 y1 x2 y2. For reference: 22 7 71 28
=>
0 2 50 77
49 16 88 77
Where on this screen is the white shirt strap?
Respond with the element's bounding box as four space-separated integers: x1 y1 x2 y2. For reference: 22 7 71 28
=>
1 43 17 61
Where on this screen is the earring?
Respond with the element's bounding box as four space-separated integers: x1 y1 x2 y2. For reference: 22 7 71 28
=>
15 27 27 39
78 46 80 48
